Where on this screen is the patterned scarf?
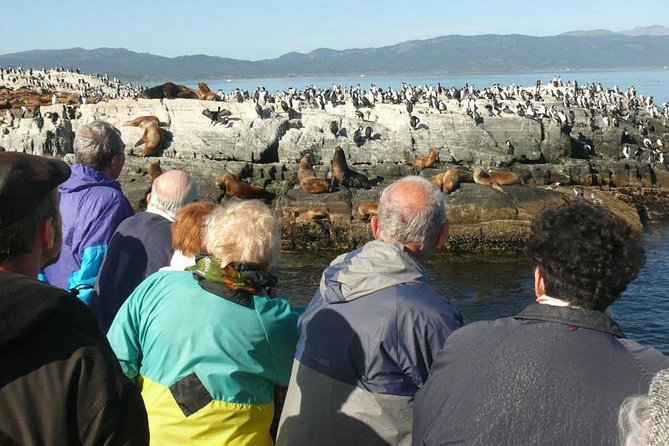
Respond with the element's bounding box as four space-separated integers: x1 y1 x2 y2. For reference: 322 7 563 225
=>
187 255 278 306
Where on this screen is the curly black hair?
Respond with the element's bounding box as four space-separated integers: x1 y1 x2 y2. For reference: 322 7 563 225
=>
528 201 645 311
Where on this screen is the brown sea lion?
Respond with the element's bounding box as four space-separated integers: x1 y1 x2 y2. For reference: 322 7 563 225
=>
295 210 330 222
123 115 160 127
137 82 199 100
331 146 369 189
297 153 331 194
197 82 221 101
149 159 163 183
135 121 163 157
357 201 379 220
473 168 521 193
215 171 272 200
432 168 474 194
410 148 440 169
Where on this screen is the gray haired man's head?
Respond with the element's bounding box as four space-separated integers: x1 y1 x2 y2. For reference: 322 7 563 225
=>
74 121 125 174
149 170 198 219
376 175 447 260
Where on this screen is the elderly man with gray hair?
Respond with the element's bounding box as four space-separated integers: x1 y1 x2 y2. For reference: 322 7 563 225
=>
42 120 134 304
276 175 463 446
91 169 198 332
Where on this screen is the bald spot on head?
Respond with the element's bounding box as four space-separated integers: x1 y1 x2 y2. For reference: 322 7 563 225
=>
149 170 198 217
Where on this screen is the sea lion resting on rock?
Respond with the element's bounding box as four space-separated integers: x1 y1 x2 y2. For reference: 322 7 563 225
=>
124 115 167 157
137 82 199 100
357 201 379 221
295 210 330 222
411 148 440 169
215 171 272 200
432 168 474 194
473 168 521 193
331 146 369 189
123 115 160 127
298 153 331 194
196 82 221 101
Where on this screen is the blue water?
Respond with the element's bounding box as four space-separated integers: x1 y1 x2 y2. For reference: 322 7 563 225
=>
278 223 669 354
178 68 669 104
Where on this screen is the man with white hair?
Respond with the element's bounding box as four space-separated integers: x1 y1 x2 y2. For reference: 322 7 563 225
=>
91 169 197 331
42 120 134 304
276 176 463 446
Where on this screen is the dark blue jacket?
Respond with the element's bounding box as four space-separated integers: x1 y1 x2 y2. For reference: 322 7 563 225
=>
90 211 173 331
413 303 669 446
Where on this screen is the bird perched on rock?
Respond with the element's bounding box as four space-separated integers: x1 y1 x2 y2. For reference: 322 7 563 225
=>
573 186 584 199
410 115 420 130
623 145 632 159
254 100 263 119
406 100 414 114
330 120 339 138
506 140 514 155
364 126 373 140
355 110 364 120
590 193 604 206
353 126 364 147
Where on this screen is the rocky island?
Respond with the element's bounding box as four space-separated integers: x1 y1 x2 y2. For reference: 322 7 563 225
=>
1 67 668 252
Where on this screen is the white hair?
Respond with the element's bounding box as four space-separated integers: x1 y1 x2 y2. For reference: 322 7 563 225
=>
149 170 197 218
203 200 280 269
377 175 446 257
74 120 125 171
619 395 651 446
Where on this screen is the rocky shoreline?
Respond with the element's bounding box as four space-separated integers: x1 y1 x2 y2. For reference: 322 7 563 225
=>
1 70 668 252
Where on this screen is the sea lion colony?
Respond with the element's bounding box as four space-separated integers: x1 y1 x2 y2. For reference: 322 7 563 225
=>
1 66 668 205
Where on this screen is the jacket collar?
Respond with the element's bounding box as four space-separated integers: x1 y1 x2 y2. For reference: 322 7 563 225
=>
515 303 625 338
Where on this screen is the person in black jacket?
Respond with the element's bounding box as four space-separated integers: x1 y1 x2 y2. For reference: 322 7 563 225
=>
0 152 149 446
413 201 669 446
90 169 197 331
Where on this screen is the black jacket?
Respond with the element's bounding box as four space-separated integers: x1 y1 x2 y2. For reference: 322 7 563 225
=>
413 303 669 446
0 270 149 446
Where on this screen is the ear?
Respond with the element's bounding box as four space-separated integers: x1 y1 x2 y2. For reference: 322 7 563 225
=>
39 217 55 250
370 215 380 240
534 267 546 298
434 223 449 250
146 192 152 205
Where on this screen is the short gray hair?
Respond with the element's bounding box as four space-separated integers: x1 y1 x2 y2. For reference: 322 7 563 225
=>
203 200 280 270
74 121 125 171
377 176 446 257
149 170 198 218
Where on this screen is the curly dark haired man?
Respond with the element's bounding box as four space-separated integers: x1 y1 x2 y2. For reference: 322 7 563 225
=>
413 201 669 446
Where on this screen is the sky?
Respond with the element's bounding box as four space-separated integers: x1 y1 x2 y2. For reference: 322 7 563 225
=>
0 0 666 60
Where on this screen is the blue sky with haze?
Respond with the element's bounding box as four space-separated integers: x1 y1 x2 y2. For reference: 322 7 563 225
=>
1 0 665 59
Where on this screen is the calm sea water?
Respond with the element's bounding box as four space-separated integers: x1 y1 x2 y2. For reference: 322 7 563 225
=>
277 223 669 355
180 68 669 104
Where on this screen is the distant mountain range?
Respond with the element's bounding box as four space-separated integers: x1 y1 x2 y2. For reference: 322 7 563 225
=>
1 26 668 83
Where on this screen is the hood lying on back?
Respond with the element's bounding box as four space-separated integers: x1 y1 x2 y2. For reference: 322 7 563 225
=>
319 239 429 303
58 164 122 194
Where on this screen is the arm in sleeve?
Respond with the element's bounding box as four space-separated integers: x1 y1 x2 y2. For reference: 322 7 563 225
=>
256 298 301 386
66 194 134 304
107 289 144 382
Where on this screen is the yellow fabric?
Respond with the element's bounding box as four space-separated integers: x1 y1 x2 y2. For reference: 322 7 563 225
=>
137 376 275 446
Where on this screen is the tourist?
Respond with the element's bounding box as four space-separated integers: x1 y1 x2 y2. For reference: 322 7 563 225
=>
619 368 669 446
0 152 148 445
42 120 134 304
90 169 197 331
108 200 300 445
412 201 669 445
276 176 463 446
159 201 216 271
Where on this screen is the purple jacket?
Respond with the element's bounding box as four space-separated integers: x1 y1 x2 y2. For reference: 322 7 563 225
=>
43 164 133 304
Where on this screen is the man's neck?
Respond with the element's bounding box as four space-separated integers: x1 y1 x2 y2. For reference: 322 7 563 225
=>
0 257 39 278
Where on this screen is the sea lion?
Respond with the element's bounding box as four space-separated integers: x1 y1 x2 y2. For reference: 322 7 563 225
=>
411 148 440 169
149 159 163 183
295 210 330 222
124 115 160 127
331 146 369 189
135 121 163 157
357 201 379 221
215 171 272 200
197 82 221 101
432 168 474 194
473 168 521 193
297 153 331 194
137 82 199 100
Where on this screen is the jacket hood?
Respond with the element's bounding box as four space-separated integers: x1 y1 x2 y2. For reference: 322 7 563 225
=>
319 240 429 303
0 270 100 348
59 164 122 194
